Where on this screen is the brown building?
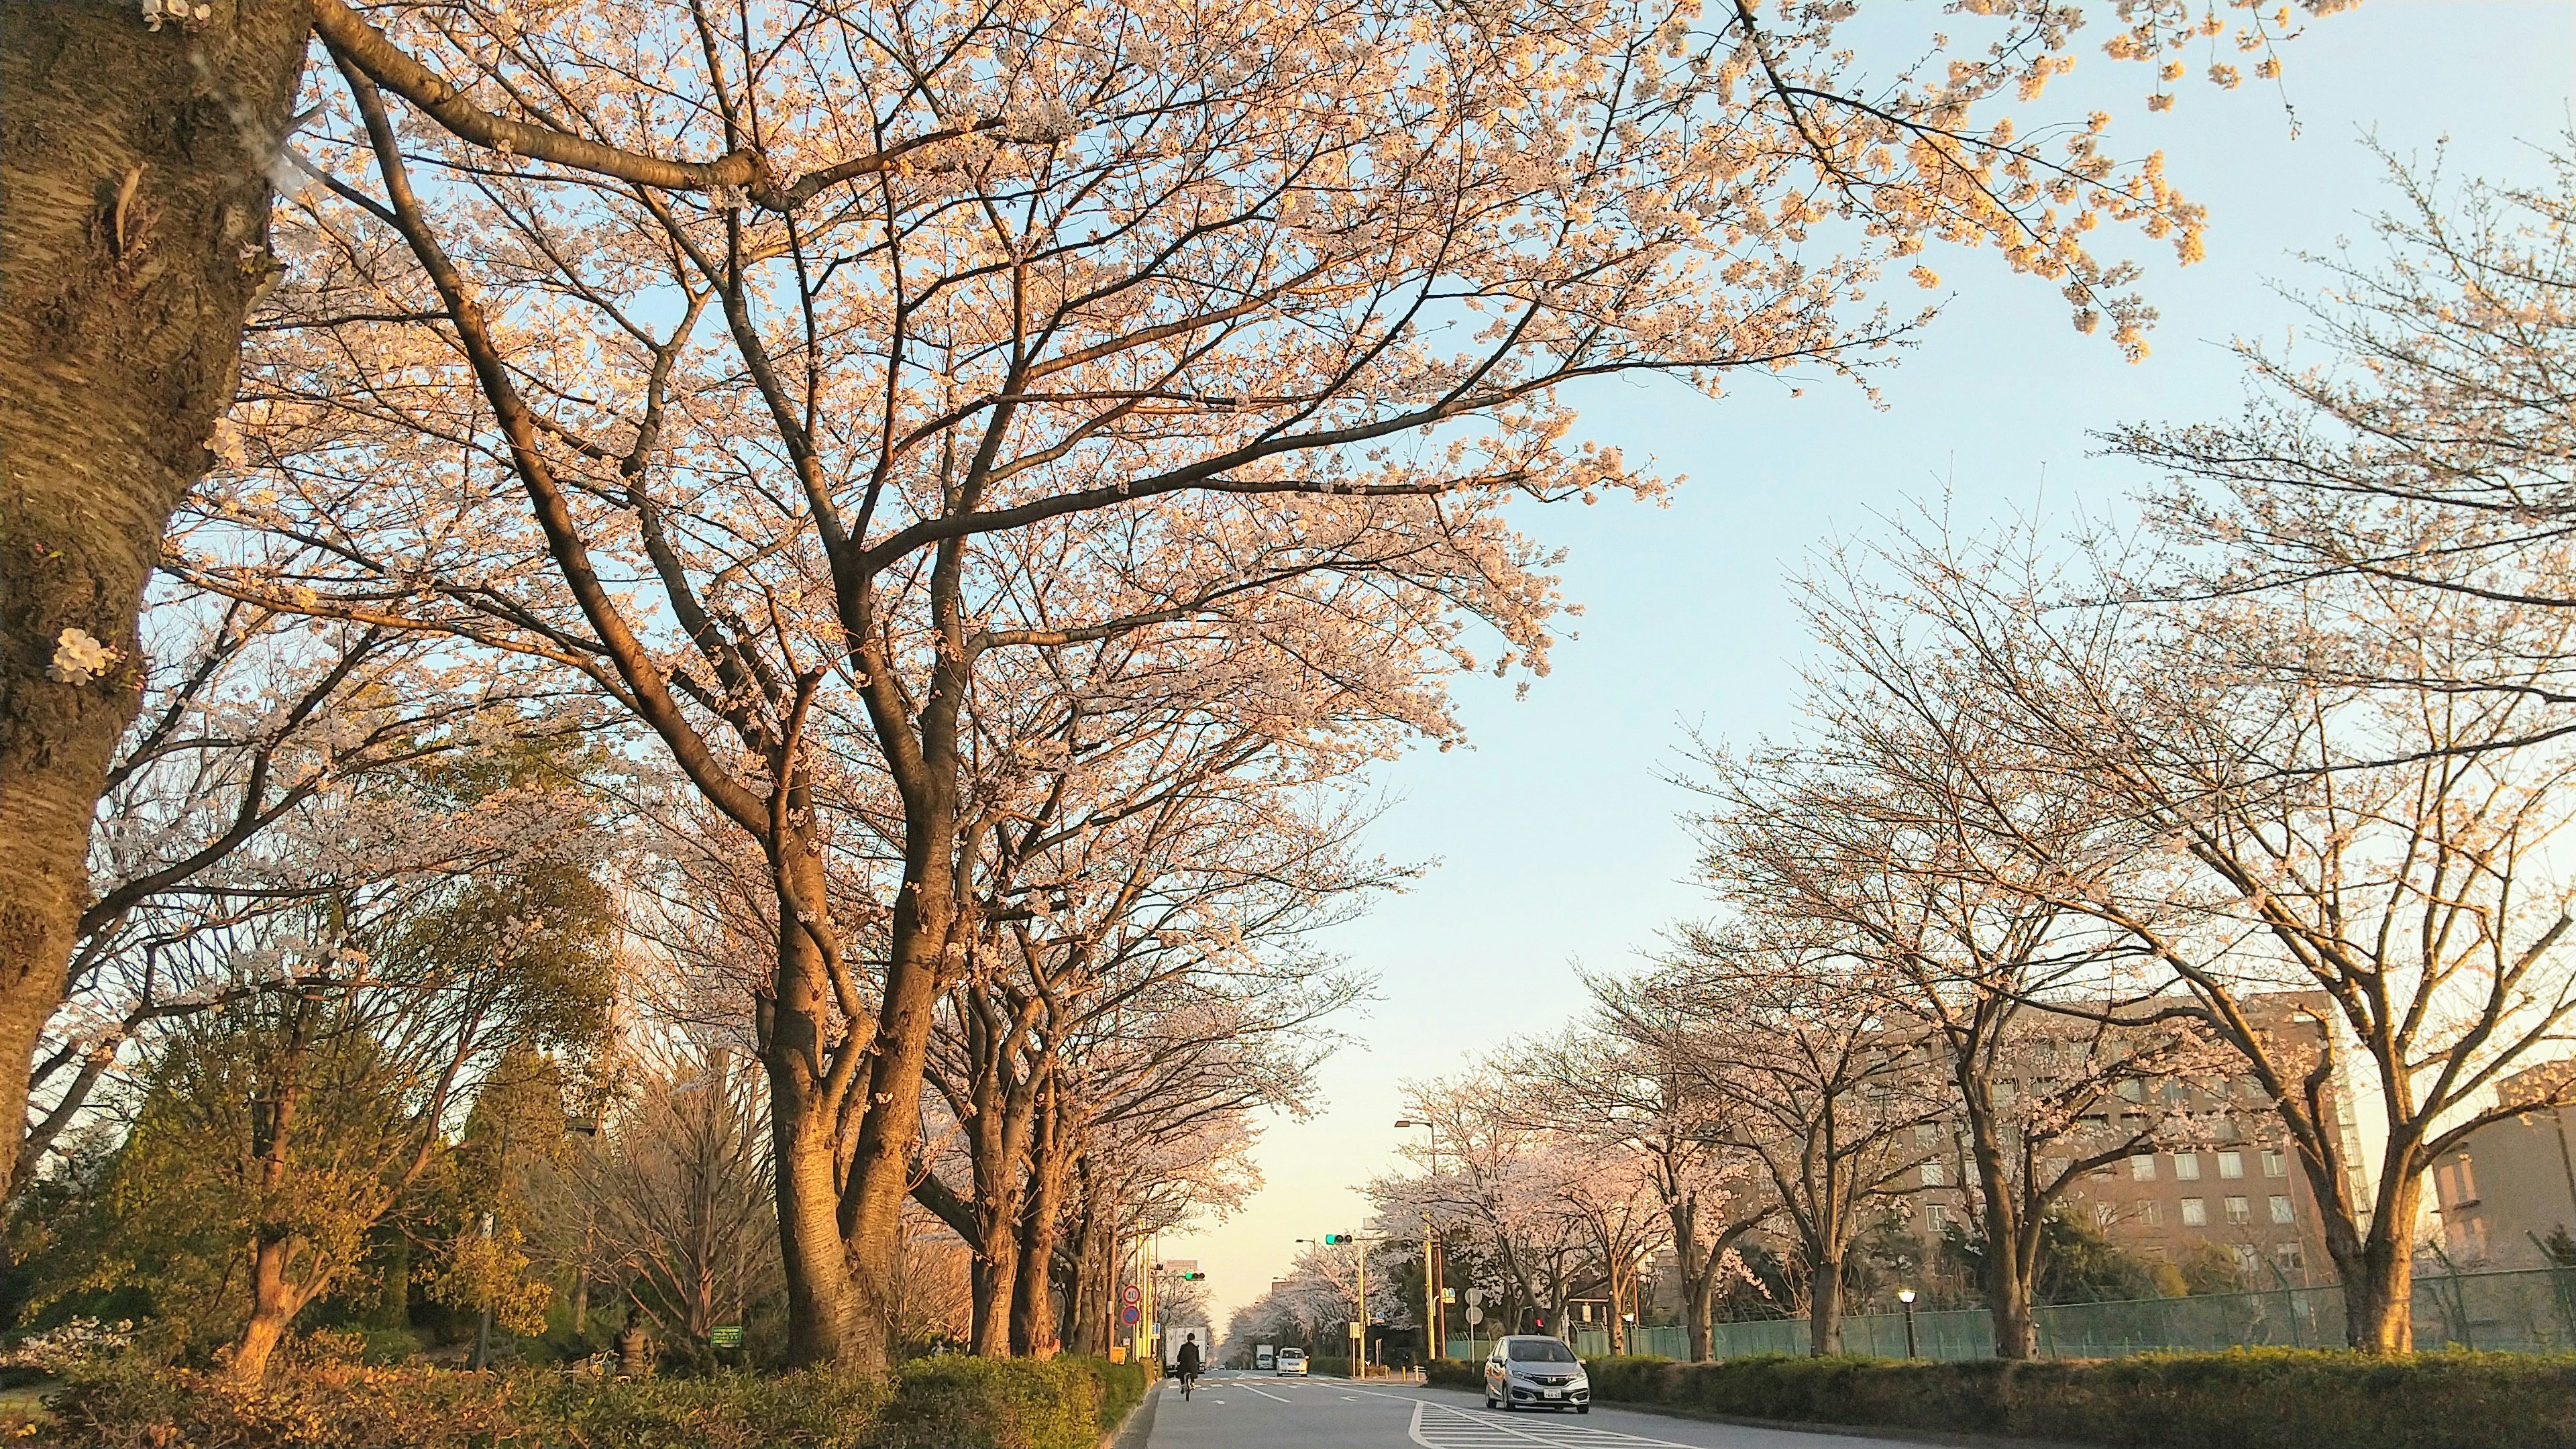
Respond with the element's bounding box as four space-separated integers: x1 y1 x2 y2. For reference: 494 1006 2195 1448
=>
2424 1062 2576 1270
1905 993 2362 1290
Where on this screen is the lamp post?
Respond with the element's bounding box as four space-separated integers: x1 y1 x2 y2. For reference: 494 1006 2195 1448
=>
1396 1117 1442 1361
1897 1288 1919 1359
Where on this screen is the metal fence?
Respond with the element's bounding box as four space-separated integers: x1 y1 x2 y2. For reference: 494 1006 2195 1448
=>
1633 1267 2576 1362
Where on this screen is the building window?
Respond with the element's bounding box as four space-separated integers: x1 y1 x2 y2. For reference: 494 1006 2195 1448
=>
2226 1195 2251 1226
2094 1202 2118 1230
2269 1195 2294 1225
1922 1160 1946 1187
2261 1149 2287 1178
2275 1242 2303 1274
2232 1244 2261 1274
2131 1155 2157 1181
2175 1153 2202 1181
2182 1197 2207 1227
2139 1201 2161 1226
1915 1124 1938 1144
2118 1079 2147 1103
1928 1203 1951 1232
2218 1151 2245 1179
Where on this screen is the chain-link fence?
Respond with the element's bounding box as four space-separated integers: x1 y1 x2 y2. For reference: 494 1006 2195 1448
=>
1666 1267 2576 1360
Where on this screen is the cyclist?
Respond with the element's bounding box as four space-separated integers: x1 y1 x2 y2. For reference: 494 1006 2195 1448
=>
1175 1333 1203 1398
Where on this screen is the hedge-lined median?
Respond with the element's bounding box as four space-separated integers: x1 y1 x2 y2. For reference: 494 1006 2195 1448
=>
1450 1350 2576 1449
19 1352 1148 1449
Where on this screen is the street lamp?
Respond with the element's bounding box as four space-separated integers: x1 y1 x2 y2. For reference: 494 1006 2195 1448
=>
1896 1288 1919 1359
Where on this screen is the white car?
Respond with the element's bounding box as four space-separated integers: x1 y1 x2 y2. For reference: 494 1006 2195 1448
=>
1483 1335 1589 1413
1275 1346 1308 1376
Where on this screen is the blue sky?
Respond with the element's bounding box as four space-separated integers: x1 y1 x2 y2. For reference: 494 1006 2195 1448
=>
1169 2 2576 1330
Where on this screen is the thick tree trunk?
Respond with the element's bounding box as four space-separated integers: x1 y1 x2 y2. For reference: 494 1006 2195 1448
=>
2338 1174 2423 1354
840 920 953 1371
0 0 308 1210
1063 1181 1110 1356
224 1234 306 1385
970 1205 1020 1358
764 869 865 1368
1807 1256 1844 1357
1012 1122 1069 1358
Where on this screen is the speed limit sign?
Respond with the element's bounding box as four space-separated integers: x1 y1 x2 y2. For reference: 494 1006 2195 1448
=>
1121 1284 1142 1307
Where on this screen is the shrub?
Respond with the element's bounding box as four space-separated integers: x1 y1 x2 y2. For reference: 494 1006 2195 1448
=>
28 1352 1144 1449
1566 1348 2576 1449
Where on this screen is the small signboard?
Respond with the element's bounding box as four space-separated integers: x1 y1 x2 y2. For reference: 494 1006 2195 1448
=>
1442 1287 1456 1303
1346 1321 1364 1339
1110 1346 1128 1364
1161 1258 1197 1274
710 1325 744 1348
1121 1303 1142 1326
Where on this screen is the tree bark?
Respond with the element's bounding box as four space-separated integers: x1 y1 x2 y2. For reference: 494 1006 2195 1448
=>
837 820 961 1371
1807 1254 1844 1357
225 1234 308 1385
764 864 865 1368
1012 1103 1070 1358
0 0 309 1211
2335 1170 2422 1353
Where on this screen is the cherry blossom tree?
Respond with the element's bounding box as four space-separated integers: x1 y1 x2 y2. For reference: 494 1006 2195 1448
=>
1814 517 2576 1352
34 0 2359 1363
1601 928 1943 1356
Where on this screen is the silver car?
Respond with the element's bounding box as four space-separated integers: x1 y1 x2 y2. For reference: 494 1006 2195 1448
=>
1483 1334 1590 1412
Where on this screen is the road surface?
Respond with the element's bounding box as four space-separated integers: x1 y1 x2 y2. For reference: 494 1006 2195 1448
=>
1138 1372 1933 1449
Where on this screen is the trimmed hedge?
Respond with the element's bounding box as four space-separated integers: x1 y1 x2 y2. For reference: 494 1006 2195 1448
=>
19 1353 1145 1449
1568 1350 2576 1449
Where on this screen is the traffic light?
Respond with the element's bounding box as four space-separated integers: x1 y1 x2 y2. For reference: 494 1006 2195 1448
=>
1177 1271 1205 1281
1322 1233 1353 1244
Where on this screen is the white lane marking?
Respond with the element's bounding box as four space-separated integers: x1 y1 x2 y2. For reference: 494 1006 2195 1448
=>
1238 1383 1292 1403
1405 1397 1707 1449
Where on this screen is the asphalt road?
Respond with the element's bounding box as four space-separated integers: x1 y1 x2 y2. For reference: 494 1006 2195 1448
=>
1140 1372 1932 1449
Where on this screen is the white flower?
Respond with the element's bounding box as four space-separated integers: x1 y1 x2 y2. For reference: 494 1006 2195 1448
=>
48 627 119 686
1002 99 1081 144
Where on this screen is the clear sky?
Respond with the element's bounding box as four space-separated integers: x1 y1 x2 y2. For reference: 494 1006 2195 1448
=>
1165 2 2576 1332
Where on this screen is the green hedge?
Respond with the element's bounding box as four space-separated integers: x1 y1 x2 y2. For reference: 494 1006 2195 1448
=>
1571 1350 2576 1449
21 1353 1145 1449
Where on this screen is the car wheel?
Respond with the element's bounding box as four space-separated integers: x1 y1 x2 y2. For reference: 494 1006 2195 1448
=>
1484 1394 1496 1409
1577 1406 1591 1415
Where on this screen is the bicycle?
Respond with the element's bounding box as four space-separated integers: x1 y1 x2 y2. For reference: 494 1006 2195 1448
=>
1177 1368 1199 1401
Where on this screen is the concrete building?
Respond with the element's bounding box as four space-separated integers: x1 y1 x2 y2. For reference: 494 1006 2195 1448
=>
1903 993 2365 1290
2424 1062 2576 1270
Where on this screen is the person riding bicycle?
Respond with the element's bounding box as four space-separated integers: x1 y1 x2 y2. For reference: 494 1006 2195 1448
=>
1174 1334 1203 1393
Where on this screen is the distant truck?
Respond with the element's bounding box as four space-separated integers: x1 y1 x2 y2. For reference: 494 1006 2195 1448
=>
1256 1344 1276 1371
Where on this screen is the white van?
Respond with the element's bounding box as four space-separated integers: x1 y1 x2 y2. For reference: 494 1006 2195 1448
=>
1275 1346 1308 1376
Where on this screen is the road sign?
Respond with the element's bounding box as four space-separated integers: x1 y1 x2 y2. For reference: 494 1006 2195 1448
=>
1120 1303 1142 1326
1466 1307 1483 1326
1466 1287 1485 1306
709 1325 743 1348
1121 1284 1142 1306
1441 1287 1456 1303
1347 1321 1364 1338
1162 1258 1197 1274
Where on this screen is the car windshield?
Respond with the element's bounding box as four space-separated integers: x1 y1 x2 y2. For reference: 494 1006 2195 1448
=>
1506 1339 1577 1363
1280 1350 1303 1360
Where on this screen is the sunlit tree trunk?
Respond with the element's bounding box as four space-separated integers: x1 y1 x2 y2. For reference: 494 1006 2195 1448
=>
0 0 307 1212
767 853 863 1368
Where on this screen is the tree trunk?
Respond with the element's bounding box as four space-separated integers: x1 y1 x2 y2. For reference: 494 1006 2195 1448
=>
1063 1179 1109 1356
763 869 865 1368
224 1233 306 1385
0 0 309 1211
2339 1173 2423 1354
1685 1273 1715 1362
1011 1092 1069 1358
838 842 958 1371
970 1206 1019 1357
1807 1255 1844 1356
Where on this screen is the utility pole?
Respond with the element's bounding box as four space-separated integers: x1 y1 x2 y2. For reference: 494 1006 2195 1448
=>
1423 1214 1440 1364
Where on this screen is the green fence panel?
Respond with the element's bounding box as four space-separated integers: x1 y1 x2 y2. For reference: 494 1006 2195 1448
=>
1684 1267 2576 1362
